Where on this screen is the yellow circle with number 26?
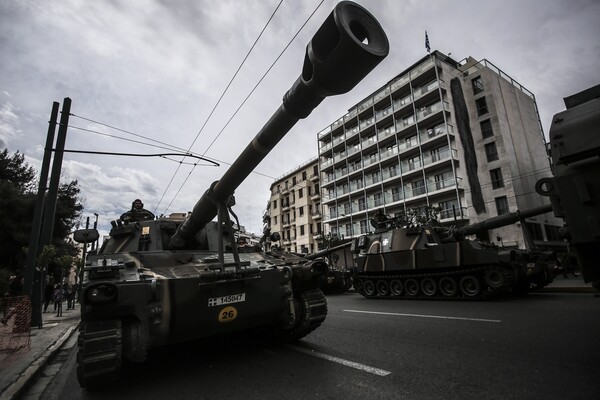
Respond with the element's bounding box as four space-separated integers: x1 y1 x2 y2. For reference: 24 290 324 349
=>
218 306 238 323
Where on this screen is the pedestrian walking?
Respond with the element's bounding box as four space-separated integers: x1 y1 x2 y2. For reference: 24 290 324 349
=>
66 285 76 310
53 284 64 317
43 278 54 312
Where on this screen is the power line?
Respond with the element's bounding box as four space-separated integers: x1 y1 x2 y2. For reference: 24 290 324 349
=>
156 0 286 214
67 123 277 178
162 0 327 216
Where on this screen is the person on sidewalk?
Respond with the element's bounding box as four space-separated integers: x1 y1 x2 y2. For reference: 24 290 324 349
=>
53 284 64 317
43 278 54 312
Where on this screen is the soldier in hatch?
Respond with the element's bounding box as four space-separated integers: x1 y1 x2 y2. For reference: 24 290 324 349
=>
120 199 155 222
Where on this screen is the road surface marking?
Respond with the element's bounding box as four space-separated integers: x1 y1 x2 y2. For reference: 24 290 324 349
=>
344 309 501 323
284 344 391 376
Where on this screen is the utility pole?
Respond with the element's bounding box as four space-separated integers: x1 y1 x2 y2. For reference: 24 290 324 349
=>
31 98 71 328
25 101 59 328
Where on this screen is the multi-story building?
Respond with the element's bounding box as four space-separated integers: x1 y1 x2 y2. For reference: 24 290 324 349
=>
316 50 564 250
263 158 323 253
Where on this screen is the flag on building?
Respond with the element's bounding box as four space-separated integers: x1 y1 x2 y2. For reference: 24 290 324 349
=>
425 31 430 53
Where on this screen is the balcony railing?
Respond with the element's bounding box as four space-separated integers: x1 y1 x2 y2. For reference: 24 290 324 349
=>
318 126 331 139
377 124 397 141
422 148 457 167
319 142 332 153
400 157 422 174
358 97 373 112
374 86 391 103
416 101 450 122
426 176 461 193
359 116 375 131
331 117 344 130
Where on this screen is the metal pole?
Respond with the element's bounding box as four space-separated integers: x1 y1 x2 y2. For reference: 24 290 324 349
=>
25 101 59 328
33 97 71 327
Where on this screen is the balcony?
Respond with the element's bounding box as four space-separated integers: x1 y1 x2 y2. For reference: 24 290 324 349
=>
381 166 400 181
400 157 422 175
345 108 358 121
318 126 331 140
331 116 344 131
362 155 379 168
361 136 377 151
418 124 453 145
377 124 397 141
413 79 443 102
426 176 462 194
358 97 373 113
345 125 360 140
374 86 391 104
379 146 399 162
409 57 435 80
320 158 333 169
359 116 375 131
319 142 332 154
416 101 450 123
310 173 319 182
439 206 468 222
375 105 393 123
391 74 410 93
422 148 458 168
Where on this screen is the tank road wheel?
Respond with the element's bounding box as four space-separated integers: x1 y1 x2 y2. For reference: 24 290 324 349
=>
363 280 376 297
459 275 481 297
354 278 364 292
376 280 389 296
484 268 505 289
420 278 437 297
390 280 403 296
438 277 458 297
404 279 419 296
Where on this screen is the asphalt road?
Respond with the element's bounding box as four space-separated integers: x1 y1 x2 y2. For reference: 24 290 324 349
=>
30 291 600 400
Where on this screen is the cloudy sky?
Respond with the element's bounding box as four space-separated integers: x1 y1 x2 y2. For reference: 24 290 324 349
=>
1 0 598 239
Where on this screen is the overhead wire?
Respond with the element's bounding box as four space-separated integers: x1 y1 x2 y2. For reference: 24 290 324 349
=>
162 0 327 216
155 0 286 215
66 122 277 178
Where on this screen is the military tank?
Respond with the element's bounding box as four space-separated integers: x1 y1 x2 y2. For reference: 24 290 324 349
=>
71 1 388 388
351 204 555 299
303 242 354 294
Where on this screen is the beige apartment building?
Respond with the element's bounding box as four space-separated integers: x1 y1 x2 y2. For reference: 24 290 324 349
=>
263 158 323 253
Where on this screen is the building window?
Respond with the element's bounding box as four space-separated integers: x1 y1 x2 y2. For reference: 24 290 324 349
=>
302 171 307 181
313 165 318 175
485 142 499 162
358 197 366 211
360 220 368 234
472 76 484 94
298 188 303 198
490 168 504 189
439 199 459 219
392 187 402 202
292 177 297 185
300 225 305 236
412 179 426 196
273 216 277 225
475 97 489 116
299 206 304 217
373 192 383 207
525 222 544 241
480 119 493 138
495 196 509 215
273 200 277 209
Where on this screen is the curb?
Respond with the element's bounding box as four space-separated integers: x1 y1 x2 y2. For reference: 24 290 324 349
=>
0 323 79 400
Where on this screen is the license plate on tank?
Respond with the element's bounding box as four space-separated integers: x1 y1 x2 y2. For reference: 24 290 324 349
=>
207 293 246 307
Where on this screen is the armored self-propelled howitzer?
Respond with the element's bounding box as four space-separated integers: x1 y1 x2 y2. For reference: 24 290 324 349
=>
352 204 555 300
304 242 354 294
73 1 388 388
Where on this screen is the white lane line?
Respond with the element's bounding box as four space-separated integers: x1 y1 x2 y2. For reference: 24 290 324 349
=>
284 345 391 377
344 309 501 323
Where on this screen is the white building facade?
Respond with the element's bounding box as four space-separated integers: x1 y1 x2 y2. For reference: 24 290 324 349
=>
317 51 564 250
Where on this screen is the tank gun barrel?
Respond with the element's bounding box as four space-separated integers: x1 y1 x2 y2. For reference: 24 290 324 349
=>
304 241 353 260
460 204 553 237
170 1 389 249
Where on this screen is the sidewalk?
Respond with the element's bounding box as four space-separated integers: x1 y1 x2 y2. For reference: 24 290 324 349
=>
0 303 80 400
540 273 598 294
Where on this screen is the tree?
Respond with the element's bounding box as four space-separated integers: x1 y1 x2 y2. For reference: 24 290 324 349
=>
0 149 84 279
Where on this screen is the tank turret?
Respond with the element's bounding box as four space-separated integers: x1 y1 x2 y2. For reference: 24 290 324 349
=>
73 1 389 388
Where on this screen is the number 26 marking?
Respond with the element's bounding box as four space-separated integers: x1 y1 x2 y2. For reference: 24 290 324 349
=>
218 306 238 323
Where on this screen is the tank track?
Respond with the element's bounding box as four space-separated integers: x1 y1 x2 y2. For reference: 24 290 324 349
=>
277 289 328 342
353 266 515 300
76 319 122 388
